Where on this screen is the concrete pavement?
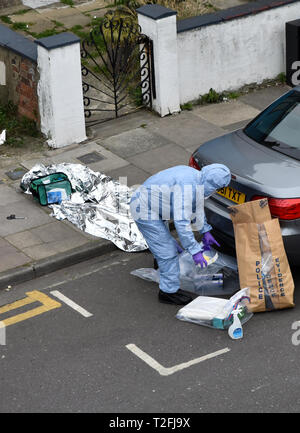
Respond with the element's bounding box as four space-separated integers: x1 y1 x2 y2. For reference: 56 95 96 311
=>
0 83 291 289
5 0 254 42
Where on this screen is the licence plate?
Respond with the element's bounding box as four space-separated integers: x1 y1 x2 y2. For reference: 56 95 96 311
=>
216 186 246 204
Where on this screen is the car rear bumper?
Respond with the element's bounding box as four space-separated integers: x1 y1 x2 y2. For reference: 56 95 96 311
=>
205 197 300 266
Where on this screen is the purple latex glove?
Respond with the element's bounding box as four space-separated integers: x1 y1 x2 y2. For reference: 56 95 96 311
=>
192 251 208 268
202 231 220 251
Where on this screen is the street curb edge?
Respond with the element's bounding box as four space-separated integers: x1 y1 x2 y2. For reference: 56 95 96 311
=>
0 240 117 290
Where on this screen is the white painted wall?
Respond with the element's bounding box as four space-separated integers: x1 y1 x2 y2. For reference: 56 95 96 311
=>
177 3 300 104
37 42 86 148
138 13 181 116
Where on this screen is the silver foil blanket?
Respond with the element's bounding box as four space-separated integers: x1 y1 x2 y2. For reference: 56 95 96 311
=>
20 163 148 252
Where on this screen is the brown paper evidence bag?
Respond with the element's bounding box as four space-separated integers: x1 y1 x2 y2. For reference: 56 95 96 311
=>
229 198 294 313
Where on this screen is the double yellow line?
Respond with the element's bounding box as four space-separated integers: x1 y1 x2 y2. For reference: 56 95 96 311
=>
0 290 61 327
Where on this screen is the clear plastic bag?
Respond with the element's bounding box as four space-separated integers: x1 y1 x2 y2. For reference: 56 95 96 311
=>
176 288 253 330
131 268 160 284
130 248 239 296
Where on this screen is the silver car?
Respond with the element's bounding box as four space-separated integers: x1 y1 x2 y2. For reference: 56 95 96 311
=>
189 86 300 265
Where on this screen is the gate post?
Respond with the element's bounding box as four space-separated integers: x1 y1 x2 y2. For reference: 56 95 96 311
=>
137 5 180 117
35 33 86 148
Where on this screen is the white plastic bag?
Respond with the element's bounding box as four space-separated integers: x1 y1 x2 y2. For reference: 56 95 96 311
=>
176 288 253 330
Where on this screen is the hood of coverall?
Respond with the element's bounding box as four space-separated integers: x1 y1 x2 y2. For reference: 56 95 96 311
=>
201 164 231 198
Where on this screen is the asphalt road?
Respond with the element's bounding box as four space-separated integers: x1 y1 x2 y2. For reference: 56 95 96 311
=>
0 248 300 414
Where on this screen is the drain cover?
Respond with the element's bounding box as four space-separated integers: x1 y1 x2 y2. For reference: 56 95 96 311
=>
5 168 27 180
77 151 104 164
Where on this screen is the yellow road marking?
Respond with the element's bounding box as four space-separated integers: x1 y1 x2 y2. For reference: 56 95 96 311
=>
0 290 61 326
0 296 34 314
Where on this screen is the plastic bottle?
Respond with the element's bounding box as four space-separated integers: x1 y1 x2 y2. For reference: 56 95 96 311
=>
228 309 243 339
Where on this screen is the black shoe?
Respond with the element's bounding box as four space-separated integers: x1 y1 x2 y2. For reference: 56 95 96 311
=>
158 289 193 305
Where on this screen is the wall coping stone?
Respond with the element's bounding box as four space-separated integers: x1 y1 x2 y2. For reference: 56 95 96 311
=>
137 4 177 20
286 17 300 26
177 0 300 33
35 32 80 50
0 23 37 62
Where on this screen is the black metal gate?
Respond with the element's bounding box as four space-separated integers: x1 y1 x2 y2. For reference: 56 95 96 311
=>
81 15 155 126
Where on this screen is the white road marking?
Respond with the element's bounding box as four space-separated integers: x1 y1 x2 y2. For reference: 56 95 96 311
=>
126 344 230 376
50 290 93 318
44 260 129 291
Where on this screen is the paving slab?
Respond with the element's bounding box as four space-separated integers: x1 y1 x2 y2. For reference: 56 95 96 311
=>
89 109 159 140
22 234 88 260
43 141 81 157
74 0 108 12
55 13 91 28
239 85 291 111
87 7 107 19
36 5 82 18
5 229 44 250
83 143 129 172
0 169 10 183
210 0 248 8
3 209 100 262
127 143 192 175
193 100 260 127
150 111 226 152
0 184 26 206
30 220 83 243
0 238 30 273
105 164 150 187
9 10 46 24
27 19 57 33
46 235 88 253
101 127 172 159
0 5 28 15
0 194 51 237
21 141 128 173
21 242 62 260
6 220 89 260
0 156 21 171
223 119 252 132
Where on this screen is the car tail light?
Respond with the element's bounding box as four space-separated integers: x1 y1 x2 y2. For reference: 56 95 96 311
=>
189 155 200 170
252 195 300 220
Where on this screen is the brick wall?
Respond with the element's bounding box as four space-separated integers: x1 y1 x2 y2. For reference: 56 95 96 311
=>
0 47 39 123
0 0 22 8
12 55 39 122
